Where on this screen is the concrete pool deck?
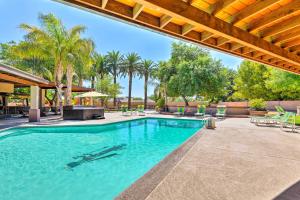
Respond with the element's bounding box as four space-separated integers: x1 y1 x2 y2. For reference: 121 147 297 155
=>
1 113 300 199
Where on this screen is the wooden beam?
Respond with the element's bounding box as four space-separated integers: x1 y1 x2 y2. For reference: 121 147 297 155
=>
0 73 38 86
59 0 300 73
262 15 300 38
101 0 108 8
249 1 300 32
182 23 194 35
232 0 280 25
210 0 237 16
160 14 172 28
133 3 144 19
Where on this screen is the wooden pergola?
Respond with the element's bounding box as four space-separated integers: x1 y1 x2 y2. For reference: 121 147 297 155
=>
57 0 300 74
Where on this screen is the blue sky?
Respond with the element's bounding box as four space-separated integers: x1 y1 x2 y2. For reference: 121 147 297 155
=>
0 0 242 97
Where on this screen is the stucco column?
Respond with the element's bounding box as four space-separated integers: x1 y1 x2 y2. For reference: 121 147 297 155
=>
29 86 40 122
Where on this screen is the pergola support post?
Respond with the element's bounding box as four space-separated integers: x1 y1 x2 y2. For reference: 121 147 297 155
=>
29 85 40 122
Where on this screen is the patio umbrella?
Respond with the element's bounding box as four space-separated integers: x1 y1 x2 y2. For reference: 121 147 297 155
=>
75 91 108 98
75 91 108 106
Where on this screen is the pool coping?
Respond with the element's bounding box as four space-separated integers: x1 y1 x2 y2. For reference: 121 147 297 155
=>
115 124 205 200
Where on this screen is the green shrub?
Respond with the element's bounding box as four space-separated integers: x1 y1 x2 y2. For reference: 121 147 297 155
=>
249 98 266 111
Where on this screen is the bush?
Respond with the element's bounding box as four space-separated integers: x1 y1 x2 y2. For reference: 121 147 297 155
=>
156 98 165 108
249 98 266 111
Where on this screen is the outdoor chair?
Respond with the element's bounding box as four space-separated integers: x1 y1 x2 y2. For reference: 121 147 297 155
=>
255 112 291 126
195 105 206 118
251 112 282 123
137 105 145 116
216 106 226 118
174 107 185 116
280 112 297 132
121 106 130 116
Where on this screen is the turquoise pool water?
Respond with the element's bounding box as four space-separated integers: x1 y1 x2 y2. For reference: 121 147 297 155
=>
0 118 204 200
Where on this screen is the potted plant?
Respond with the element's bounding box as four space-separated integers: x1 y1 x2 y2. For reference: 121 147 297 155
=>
249 98 267 116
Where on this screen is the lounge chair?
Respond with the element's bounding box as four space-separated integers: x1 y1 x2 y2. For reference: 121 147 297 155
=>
251 112 282 123
137 105 145 116
280 112 296 132
216 106 226 118
121 106 130 116
174 107 185 116
255 112 291 126
275 105 285 114
195 105 206 118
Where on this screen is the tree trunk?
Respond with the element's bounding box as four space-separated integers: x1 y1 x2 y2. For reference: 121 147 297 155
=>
128 72 132 109
55 61 64 116
182 96 189 106
91 76 95 89
78 79 83 87
65 64 73 106
113 72 117 107
164 84 168 111
144 75 148 109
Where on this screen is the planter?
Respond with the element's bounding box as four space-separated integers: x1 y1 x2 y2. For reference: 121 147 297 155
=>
249 110 267 116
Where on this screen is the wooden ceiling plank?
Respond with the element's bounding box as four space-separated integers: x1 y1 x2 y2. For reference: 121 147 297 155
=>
232 0 281 25
283 39 300 49
182 23 195 35
200 32 215 41
274 27 300 44
133 3 144 19
231 43 243 51
210 0 238 16
262 15 300 38
249 0 300 32
217 37 229 46
160 14 172 28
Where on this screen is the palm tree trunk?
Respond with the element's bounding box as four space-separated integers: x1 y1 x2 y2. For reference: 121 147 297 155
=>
113 72 117 107
65 64 73 106
91 76 95 89
128 72 132 109
55 61 64 115
144 74 148 109
164 83 168 112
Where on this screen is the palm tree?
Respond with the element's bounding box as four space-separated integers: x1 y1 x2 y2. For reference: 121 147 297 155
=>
20 13 69 112
120 52 141 109
65 38 94 106
140 59 156 109
91 52 107 87
106 50 123 106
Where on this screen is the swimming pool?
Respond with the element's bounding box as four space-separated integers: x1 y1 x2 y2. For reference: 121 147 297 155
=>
0 118 204 200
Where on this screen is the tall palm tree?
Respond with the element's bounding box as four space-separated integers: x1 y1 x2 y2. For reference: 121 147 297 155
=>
120 52 141 109
106 50 123 106
90 52 107 88
140 59 156 109
20 13 69 112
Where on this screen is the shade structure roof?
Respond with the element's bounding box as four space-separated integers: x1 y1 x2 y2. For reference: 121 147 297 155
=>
0 62 93 92
75 91 109 98
56 0 300 74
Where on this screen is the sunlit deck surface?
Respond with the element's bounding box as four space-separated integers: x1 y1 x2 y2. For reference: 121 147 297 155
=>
1 114 300 199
